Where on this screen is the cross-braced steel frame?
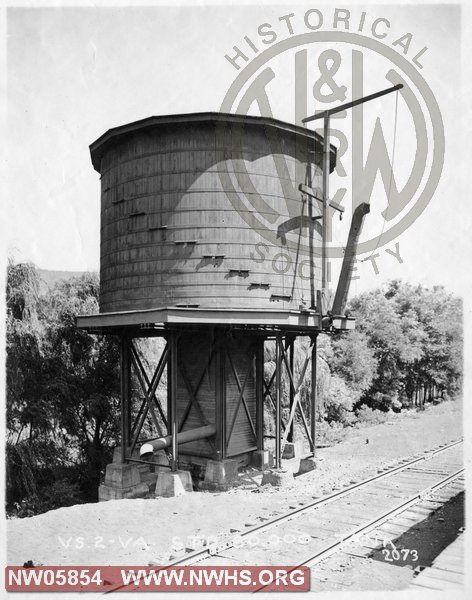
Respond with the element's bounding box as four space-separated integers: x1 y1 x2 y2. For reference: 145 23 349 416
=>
263 333 318 468
114 326 319 474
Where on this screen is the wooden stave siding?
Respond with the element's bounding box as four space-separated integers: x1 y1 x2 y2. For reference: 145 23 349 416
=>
98 121 322 313
176 332 216 458
225 335 257 458
176 331 258 459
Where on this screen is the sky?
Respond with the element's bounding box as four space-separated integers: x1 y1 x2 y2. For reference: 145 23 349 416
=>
2 0 471 301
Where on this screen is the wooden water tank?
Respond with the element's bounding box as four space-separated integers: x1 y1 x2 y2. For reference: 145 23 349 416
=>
90 113 334 314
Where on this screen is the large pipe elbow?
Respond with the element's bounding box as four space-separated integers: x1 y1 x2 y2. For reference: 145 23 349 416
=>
139 425 216 458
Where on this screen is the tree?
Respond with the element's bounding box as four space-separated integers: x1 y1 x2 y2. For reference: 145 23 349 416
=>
331 330 378 394
6 260 48 442
347 287 423 410
41 274 121 500
346 281 462 411
6 260 121 512
386 281 462 404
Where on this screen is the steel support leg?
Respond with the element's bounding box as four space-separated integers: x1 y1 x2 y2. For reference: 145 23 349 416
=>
215 333 226 460
275 335 282 469
311 334 318 457
120 332 131 464
169 332 179 472
288 339 295 444
256 338 265 451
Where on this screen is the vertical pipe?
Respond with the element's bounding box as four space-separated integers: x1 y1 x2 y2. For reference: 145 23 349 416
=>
275 335 282 469
126 337 132 444
322 115 330 297
308 196 315 309
166 336 172 435
215 331 226 460
170 331 178 472
310 335 318 457
120 332 130 464
256 338 265 451
288 339 295 443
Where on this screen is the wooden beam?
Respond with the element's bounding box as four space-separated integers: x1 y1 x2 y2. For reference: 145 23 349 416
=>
225 347 257 443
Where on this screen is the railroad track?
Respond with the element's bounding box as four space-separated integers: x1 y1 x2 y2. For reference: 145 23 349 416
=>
152 438 463 571
209 439 463 592
106 438 464 594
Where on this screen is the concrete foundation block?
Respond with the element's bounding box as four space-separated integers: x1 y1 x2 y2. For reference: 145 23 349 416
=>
203 459 238 487
282 441 303 459
99 462 149 502
154 470 193 498
261 469 294 487
98 481 149 501
123 482 150 499
298 457 317 474
251 450 271 470
113 446 122 463
150 450 170 471
104 463 141 488
140 471 158 492
99 485 122 502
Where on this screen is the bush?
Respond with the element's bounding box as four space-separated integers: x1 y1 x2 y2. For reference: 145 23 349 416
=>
316 421 346 446
355 405 389 426
391 398 402 412
323 376 358 425
6 497 39 519
360 391 400 412
39 478 84 512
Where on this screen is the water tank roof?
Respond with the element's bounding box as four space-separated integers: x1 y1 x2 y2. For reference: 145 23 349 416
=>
89 112 336 173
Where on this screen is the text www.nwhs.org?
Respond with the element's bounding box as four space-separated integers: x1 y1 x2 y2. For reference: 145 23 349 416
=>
5 565 310 592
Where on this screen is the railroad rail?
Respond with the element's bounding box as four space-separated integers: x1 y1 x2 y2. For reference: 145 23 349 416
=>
158 437 463 568
255 464 464 592
106 437 463 594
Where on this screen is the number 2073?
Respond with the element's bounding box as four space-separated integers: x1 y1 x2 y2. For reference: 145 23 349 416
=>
382 548 418 562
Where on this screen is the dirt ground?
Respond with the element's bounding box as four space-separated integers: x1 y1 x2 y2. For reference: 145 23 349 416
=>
6 401 463 568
